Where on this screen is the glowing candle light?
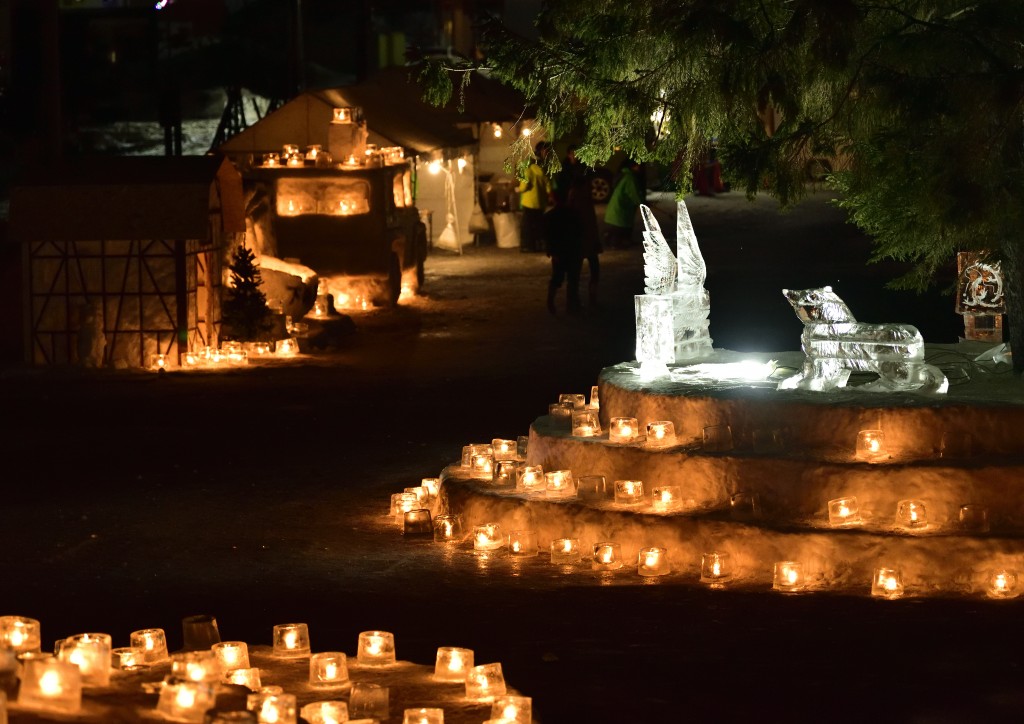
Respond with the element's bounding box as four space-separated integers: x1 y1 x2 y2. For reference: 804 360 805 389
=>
544 469 574 498
571 410 601 437
491 695 532 723
309 652 349 687
987 570 1019 599
212 641 250 673
507 530 538 556
871 567 904 599
0 615 41 654
300 701 349 724
276 338 298 356
895 499 927 529
471 453 494 477
392 492 420 522
433 514 464 543
827 496 861 527
652 485 682 512
403 509 433 537
473 524 504 552
608 417 639 443
434 646 474 682
110 647 145 671
332 107 353 123
646 421 677 448
225 667 262 691
491 438 518 461
465 663 506 702
404 486 428 505
403 708 444 724
156 677 215 721
700 552 732 587
493 459 520 487
272 623 310 658
129 628 169 665
59 633 111 687
589 385 600 409
263 153 280 167
558 393 586 409
773 561 805 593
171 651 218 683
856 429 886 461
637 546 671 576
614 479 645 505
550 538 582 564
421 478 440 498
516 465 544 491
250 693 297 724
592 542 623 571
461 444 493 467
17 659 82 713
357 631 396 665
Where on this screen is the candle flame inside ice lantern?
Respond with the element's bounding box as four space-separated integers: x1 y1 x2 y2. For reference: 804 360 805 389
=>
272 623 310 658
592 542 623 571
403 509 433 537
550 538 582 564
609 417 640 443
59 633 111 687
827 496 861 526
856 429 886 461
896 499 927 529
310 652 349 686
493 459 520 487
471 453 494 476
492 438 517 460
212 642 250 673
332 107 354 123
300 700 349 724
157 677 215 721
421 478 440 498
638 546 671 576
0 615 41 653
987 570 1019 599
652 485 682 513
465 662 506 701
434 646 474 682
473 523 504 551
614 479 645 505
517 465 544 491
492 695 532 723
701 552 732 587
508 530 538 556
571 410 601 437
404 707 444 724
871 568 904 599
357 631 396 665
545 469 574 498
130 628 169 665
18 659 82 713
433 514 464 543
646 421 677 448
773 561 804 592
171 651 218 682
225 667 261 691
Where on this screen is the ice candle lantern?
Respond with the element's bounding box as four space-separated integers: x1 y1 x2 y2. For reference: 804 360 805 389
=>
608 417 640 443
433 514 464 543
958 504 990 533
702 424 733 452
856 429 886 461
637 546 671 576
592 542 623 571
111 647 144 671
391 492 420 520
652 485 683 512
349 683 389 720
403 509 433 537
130 628 169 665
421 478 440 498
508 530 538 556
461 444 493 467
434 646 474 682
0 615 41 654
827 496 861 526
357 631 396 665
544 469 574 498
471 453 494 477
212 641 250 672
558 393 586 409
550 538 582 564
300 701 349 724
492 439 517 461
473 524 504 552
171 651 218 682
700 552 732 587
646 421 677 448
493 459 520 487
225 667 262 690
404 486 428 505
249 693 297 724
309 652 349 686
272 623 310 658
576 475 608 501
871 568 904 599
492 695 532 723
59 633 111 687
517 435 529 459
17 659 82 714
404 708 444 724
773 561 804 592
516 465 544 491
987 570 1019 599
156 678 215 722
571 410 601 437
614 479 645 505
465 663 506 701
589 385 600 409
896 500 927 529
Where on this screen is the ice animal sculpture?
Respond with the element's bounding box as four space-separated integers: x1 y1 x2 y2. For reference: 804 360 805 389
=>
778 286 948 393
635 200 713 375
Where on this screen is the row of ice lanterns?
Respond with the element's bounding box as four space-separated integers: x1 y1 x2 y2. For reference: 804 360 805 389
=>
262 141 406 170
149 340 300 371
0 616 530 723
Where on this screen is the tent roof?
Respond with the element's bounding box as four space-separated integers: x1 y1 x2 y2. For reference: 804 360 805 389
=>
10 154 245 242
220 67 530 156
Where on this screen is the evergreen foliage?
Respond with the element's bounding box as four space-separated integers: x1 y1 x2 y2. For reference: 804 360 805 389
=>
222 245 271 341
425 1 1024 370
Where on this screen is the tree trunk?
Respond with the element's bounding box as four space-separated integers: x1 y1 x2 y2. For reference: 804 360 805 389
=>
1002 236 1024 375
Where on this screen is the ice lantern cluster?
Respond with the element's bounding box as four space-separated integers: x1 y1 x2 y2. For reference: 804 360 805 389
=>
635 200 713 376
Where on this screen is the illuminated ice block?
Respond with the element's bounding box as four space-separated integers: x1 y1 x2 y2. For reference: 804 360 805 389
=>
778 286 948 393
634 201 713 374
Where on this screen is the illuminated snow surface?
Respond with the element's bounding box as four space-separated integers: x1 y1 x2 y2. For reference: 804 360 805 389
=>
3 192 1022 723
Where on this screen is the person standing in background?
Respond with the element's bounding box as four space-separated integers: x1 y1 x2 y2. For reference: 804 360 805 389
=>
544 184 583 315
518 141 552 252
556 145 602 306
603 158 643 248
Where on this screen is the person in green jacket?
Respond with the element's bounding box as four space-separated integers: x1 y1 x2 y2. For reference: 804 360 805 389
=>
517 142 552 252
603 159 642 248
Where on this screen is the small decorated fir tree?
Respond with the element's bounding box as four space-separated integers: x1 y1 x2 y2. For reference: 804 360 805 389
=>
222 245 271 341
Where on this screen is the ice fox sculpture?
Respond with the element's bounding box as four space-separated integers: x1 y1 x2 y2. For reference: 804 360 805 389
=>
778 286 948 393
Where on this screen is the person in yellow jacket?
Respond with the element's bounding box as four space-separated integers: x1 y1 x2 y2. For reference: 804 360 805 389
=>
517 141 552 252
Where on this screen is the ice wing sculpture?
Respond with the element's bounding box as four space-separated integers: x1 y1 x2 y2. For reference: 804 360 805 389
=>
635 200 713 375
777 286 948 393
